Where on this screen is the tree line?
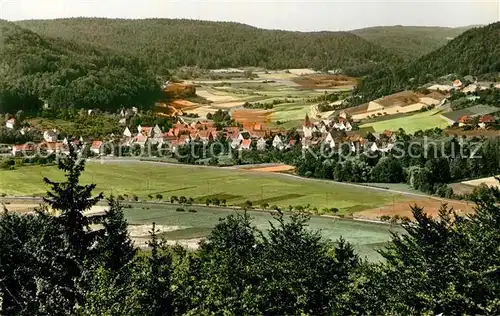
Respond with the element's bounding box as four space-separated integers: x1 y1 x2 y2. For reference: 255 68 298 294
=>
353 22 500 104
1 145 500 314
0 21 161 115
16 18 402 76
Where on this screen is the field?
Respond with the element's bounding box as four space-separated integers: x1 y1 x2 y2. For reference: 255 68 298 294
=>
167 70 355 125
0 162 407 213
360 109 449 133
123 203 403 261
354 198 475 220
461 176 500 187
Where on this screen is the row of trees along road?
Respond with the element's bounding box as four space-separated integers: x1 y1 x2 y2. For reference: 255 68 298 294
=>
1 145 500 314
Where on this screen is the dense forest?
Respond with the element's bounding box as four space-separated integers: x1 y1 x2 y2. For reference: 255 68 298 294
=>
0 20 161 114
1 146 500 315
16 18 402 76
354 22 500 103
352 25 473 60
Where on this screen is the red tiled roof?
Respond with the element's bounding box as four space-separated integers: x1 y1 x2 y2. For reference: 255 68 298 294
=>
240 139 252 148
480 115 495 123
458 115 471 123
135 135 148 143
289 139 297 145
91 141 102 149
13 144 36 151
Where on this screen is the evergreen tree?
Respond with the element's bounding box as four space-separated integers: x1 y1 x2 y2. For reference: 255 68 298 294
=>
95 197 137 272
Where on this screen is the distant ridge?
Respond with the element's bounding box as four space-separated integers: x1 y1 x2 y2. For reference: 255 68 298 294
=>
354 22 500 103
16 18 402 75
352 25 477 60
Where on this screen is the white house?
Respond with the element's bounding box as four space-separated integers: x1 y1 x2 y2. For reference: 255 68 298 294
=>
256 138 266 151
339 111 347 119
345 122 353 132
333 122 346 131
230 138 242 149
324 133 336 149
119 118 127 125
152 125 163 138
43 130 58 143
272 135 284 150
123 127 132 138
5 118 15 129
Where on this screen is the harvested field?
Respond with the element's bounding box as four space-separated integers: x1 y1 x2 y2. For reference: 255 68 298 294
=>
248 165 296 173
183 106 218 118
171 99 197 108
462 176 500 187
232 109 272 124
354 197 475 220
196 89 239 103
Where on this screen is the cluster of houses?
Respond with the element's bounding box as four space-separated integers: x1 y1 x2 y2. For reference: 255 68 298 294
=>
456 114 497 128
269 113 395 153
119 121 273 152
5 110 400 157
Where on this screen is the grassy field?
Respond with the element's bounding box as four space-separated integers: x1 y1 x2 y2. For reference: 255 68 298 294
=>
0 162 406 213
360 109 449 133
124 203 403 261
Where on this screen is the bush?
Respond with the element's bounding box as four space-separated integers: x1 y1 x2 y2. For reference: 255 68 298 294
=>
380 215 391 222
188 209 197 213
176 207 185 212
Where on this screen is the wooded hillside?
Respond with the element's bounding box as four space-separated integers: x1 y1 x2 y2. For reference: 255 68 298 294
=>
0 20 161 114
354 23 500 103
16 18 402 76
352 25 473 60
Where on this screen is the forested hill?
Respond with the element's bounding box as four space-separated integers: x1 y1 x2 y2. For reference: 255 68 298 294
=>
16 18 402 76
352 25 474 60
354 22 500 103
0 20 161 114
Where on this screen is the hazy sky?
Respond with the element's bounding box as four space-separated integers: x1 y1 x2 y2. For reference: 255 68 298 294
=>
1 0 499 31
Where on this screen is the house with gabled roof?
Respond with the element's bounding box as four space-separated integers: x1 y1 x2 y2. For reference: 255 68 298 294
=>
43 130 58 143
90 141 103 155
12 143 36 156
123 127 132 138
133 135 149 147
272 135 284 150
239 139 252 151
256 138 267 151
231 137 242 149
324 132 336 149
5 118 16 129
302 115 314 138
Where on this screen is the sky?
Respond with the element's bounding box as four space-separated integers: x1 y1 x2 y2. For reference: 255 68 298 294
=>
0 0 499 31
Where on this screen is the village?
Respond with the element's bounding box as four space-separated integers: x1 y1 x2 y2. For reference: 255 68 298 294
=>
3 75 500 161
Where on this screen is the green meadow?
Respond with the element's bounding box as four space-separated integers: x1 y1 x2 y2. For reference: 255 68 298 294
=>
0 162 405 213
